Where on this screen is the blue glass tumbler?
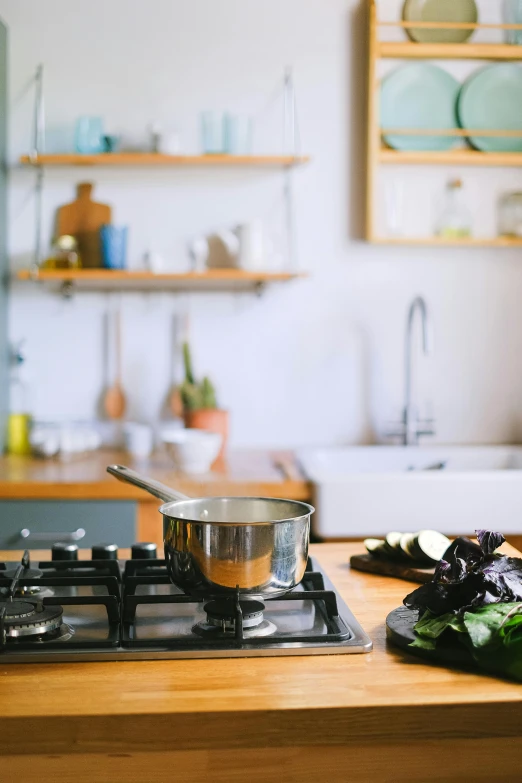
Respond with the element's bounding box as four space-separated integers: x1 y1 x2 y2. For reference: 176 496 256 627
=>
224 114 253 154
201 111 225 154
75 117 104 154
100 225 128 270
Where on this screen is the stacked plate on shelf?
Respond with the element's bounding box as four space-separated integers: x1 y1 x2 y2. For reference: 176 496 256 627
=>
459 65 522 152
403 0 478 44
381 63 460 151
381 63 522 153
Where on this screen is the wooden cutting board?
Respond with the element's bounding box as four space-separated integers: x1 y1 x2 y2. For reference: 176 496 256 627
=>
350 553 434 584
56 182 111 268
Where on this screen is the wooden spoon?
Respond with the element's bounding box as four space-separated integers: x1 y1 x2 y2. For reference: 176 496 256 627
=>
104 309 127 419
167 312 189 418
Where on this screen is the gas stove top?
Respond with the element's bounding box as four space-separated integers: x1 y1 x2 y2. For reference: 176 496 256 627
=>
0 543 372 661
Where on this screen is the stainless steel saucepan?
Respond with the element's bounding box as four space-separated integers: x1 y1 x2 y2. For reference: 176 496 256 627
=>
107 465 314 599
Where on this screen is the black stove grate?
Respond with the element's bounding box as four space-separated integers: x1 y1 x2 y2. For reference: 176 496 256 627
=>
38 559 122 580
0 551 370 657
0 551 121 651
121 563 352 648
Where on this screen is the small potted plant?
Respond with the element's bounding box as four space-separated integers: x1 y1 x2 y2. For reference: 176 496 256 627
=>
179 342 228 460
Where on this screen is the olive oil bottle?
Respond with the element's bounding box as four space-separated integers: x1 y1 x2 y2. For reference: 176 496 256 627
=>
7 342 31 455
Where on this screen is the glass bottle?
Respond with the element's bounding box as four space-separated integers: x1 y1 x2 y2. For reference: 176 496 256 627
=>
504 0 522 45
7 342 32 456
498 192 522 236
435 179 472 239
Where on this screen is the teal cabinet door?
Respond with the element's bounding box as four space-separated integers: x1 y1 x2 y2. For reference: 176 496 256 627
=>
0 501 136 549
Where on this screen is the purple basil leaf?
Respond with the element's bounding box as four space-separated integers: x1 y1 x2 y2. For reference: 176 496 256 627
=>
485 556 522 576
452 556 468 582
443 537 483 569
434 557 467 585
435 560 451 580
476 530 505 556
480 557 522 599
403 532 522 618
491 558 522 601
404 582 451 615
502 576 522 602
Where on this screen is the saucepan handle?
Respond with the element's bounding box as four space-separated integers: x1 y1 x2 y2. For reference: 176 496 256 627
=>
106 465 190 503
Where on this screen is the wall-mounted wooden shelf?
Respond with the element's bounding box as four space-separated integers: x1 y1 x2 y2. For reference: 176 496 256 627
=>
19 153 310 169
15 268 307 294
378 42 522 61
370 236 522 247
366 2 522 244
379 148 522 167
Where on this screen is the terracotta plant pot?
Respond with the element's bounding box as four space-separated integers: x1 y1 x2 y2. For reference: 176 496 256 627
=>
183 408 229 462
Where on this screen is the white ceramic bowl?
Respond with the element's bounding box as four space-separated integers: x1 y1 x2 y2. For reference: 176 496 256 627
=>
162 428 222 474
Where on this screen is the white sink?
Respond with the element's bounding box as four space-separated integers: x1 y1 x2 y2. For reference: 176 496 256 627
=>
297 446 522 539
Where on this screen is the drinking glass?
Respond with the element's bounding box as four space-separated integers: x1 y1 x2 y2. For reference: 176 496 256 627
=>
224 114 253 155
75 117 104 154
201 112 225 154
100 225 128 269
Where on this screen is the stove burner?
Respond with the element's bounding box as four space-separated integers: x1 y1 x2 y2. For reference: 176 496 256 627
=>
206 599 265 627
0 600 64 638
4 601 35 619
193 598 277 639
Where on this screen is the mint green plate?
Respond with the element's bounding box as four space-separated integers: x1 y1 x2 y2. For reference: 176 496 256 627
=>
403 0 478 44
381 64 460 152
458 64 522 152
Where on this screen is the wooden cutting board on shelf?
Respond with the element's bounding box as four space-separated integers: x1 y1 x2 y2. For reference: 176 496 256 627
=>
56 182 111 268
350 553 434 584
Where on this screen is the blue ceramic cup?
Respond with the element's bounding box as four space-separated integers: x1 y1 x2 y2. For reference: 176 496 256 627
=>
100 225 128 269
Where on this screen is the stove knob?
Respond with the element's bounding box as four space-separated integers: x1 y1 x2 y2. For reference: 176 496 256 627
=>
52 543 79 561
92 543 118 561
131 542 157 560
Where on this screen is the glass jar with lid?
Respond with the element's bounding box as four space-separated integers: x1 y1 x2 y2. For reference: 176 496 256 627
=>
498 192 522 237
42 235 82 269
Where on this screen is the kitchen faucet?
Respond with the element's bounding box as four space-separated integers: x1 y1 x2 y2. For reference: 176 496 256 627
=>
389 296 435 446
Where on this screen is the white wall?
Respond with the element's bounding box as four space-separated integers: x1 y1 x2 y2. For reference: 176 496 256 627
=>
1 0 522 447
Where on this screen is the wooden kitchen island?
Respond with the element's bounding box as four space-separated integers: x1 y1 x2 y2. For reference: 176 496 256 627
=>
1 542 522 782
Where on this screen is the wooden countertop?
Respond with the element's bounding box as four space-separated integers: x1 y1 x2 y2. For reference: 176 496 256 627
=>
0 449 310 501
1 542 522 781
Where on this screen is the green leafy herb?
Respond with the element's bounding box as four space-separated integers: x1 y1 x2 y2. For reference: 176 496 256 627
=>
410 602 522 681
414 610 467 639
403 530 522 680
463 603 522 648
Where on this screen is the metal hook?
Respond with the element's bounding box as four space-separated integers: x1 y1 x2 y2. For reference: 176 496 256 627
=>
60 280 75 300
